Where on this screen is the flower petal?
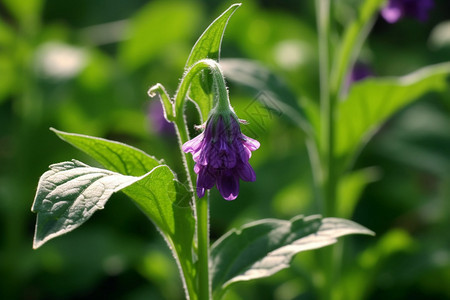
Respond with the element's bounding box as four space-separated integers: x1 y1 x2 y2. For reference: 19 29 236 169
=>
237 161 256 182
242 135 260 151
217 171 240 201
198 166 216 190
182 133 204 153
182 112 259 201
196 187 205 198
194 163 201 174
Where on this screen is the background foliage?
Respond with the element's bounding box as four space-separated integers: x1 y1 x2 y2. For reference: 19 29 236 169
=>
1 0 450 299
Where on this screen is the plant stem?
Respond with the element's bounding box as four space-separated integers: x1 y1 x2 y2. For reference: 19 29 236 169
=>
314 1 385 299
172 59 225 299
196 193 210 299
315 0 335 217
315 1 338 300
172 119 199 300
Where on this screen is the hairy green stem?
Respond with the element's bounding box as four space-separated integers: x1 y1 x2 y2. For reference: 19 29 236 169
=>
172 59 227 299
150 88 197 299
196 193 210 299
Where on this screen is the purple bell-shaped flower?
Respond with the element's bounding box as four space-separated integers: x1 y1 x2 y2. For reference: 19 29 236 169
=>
183 113 259 201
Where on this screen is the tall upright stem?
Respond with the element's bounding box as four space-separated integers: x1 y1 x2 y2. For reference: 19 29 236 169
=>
172 59 226 299
316 0 335 218
196 194 210 299
313 1 386 299
315 1 338 300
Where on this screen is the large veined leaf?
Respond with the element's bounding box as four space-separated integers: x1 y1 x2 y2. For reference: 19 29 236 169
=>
31 160 144 248
31 160 193 248
32 130 196 293
51 128 161 176
185 3 241 122
337 62 450 165
210 214 374 298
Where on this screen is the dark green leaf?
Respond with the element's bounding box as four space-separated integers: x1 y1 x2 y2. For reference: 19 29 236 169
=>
122 165 194 258
185 3 241 121
51 128 161 176
210 215 374 297
337 63 450 164
374 103 450 175
185 3 241 69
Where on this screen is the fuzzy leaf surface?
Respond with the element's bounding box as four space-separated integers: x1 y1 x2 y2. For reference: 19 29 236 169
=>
36 130 196 287
31 160 139 248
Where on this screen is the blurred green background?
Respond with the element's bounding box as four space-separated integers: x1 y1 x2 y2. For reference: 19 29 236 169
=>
1 0 450 299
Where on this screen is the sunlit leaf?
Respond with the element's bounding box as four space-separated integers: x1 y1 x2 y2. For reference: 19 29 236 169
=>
33 131 196 292
210 214 374 298
31 160 141 249
337 62 450 166
186 3 241 122
32 159 195 291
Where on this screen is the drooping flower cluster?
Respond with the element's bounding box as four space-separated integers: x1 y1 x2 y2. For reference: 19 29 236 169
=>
182 113 260 200
381 0 434 23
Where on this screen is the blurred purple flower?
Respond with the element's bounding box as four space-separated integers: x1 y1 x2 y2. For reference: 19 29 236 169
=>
381 0 434 23
148 100 175 136
348 62 373 85
344 62 373 93
182 114 260 200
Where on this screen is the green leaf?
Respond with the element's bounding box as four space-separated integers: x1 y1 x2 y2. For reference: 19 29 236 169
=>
185 3 241 122
121 165 194 261
51 128 161 176
210 215 374 298
220 58 313 136
337 62 450 165
122 166 196 297
33 130 196 293
31 160 141 249
32 159 195 292
375 103 450 175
